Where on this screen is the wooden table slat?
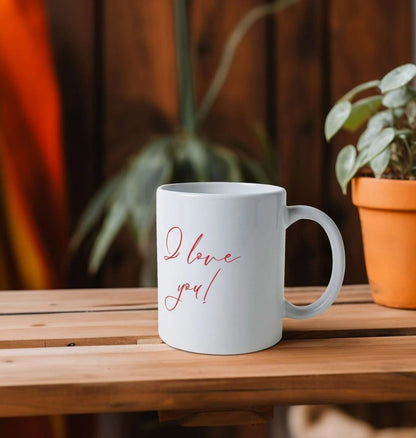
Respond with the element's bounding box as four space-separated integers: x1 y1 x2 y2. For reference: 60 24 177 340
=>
285 284 373 304
0 285 371 315
0 288 157 314
1 291 415 348
0 335 415 417
0 284 415 419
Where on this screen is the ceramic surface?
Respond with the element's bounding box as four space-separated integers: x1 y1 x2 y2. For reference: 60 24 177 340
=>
157 182 345 354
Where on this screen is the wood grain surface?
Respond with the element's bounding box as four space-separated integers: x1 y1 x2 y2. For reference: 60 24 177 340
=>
0 285 415 419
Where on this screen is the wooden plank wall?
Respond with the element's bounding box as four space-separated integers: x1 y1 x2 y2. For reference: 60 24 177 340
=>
46 0 100 289
46 0 412 289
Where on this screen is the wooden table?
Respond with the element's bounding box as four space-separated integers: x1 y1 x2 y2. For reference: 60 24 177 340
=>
1 285 416 425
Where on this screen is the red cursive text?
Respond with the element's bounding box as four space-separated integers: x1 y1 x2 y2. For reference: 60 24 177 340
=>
164 268 221 311
164 226 182 260
187 233 240 265
163 226 241 311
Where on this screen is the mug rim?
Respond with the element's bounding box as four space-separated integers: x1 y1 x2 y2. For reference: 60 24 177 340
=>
158 182 285 197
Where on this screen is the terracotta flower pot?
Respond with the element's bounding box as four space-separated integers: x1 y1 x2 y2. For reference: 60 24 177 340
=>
352 177 416 309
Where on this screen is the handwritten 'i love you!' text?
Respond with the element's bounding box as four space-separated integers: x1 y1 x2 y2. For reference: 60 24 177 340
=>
163 226 241 311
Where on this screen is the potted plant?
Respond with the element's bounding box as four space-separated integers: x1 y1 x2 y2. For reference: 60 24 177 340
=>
325 63 416 308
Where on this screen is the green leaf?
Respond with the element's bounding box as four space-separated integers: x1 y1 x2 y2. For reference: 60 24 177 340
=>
406 100 416 128
367 110 394 132
357 127 382 151
239 157 269 184
357 110 394 151
340 80 380 102
196 0 302 127
370 147 391 178
129 138 172 182
177 136 210 181
356 146 370 167
343 96 382 131
174 0 196 133
382 87 416 108
367 127 395 161
335 145 358 194
212 146 243 181
130 137 171 170
253 123 276 181
394 108 405 118
89 202 127 273
128 142 171 207
325 101 352 141
379 63 416 93
205 145 243 181
254 123 273 158
70 172 125 253
128 138 173 250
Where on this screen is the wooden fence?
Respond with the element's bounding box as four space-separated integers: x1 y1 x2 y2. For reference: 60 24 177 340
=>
46 0 412 288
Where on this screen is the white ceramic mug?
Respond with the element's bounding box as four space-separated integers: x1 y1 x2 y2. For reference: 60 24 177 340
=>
156 182 345 355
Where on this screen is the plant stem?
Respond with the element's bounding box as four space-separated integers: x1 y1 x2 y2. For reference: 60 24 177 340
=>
196 0 300 127
402 136 413 177
174 0 196 134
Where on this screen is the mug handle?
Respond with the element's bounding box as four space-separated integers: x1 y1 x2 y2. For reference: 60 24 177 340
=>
284 205 345 320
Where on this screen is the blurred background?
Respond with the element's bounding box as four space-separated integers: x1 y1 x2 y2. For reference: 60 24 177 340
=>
0 0 414 437
48 0 412 290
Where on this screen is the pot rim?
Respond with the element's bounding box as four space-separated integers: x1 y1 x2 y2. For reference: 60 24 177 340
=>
351 177 416 210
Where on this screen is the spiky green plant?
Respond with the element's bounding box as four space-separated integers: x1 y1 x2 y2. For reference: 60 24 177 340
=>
70 0 300 283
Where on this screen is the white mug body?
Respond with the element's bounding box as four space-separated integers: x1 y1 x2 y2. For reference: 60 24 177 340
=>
157 182 287 355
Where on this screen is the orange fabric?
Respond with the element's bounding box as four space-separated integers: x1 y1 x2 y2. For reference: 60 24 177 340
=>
0 0 67 438
0 0 68 434
0 0 68 289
